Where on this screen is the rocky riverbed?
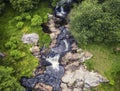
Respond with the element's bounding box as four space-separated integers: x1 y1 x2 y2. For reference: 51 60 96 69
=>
20 0 109 91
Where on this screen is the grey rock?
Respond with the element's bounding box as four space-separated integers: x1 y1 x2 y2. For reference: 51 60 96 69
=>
22 33 39 44
62 62 109 90
0 52 5 58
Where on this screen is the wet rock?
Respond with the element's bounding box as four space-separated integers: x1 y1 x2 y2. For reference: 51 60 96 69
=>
34 66 64 91
22 33 39 44
51 39 70 55
34 83 53 91
34 67 45 75
45 65 65 79
20 77 38 88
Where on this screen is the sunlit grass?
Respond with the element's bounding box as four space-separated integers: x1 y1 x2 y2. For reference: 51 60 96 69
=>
83 44 120 91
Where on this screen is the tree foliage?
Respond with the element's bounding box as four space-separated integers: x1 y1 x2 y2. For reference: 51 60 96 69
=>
9 0 33 12
69 0 120 45
0 0 5 14
31 14 42 26
0 66 23 91
51 0 60 7
9 0 41 12
16 22 24 29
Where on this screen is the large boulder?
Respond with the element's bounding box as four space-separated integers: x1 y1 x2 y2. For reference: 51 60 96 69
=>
61 61 109 90
22 33 39 44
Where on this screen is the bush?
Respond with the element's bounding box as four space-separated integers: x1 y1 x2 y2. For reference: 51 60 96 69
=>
69 0 120 45
5 37 20 49
16 22 24 29
25 15 31 20
9 0 33 12
31 15 42 26
15 16 22 21
21 13 31 20
51 0 59 7
10 50 25 60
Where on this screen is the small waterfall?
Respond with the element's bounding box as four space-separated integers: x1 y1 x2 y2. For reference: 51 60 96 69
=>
55 0 73 18
46 54 60 70
63 39 69 51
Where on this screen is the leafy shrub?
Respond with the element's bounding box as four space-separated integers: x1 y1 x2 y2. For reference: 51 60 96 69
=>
9 0 33 12
51 0 59 7
10 50 25 60
31 15 42 26
5 37 20 49
16 22 24 29
21 13 31 20
25 15 31 20
15 16 22 21
0 66 24 91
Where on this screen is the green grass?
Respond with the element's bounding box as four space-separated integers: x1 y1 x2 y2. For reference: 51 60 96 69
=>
83 44 120 91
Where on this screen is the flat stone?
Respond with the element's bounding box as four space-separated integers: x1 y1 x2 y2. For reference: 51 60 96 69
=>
63 52 84 62
22 33 39 44
34 83 53 91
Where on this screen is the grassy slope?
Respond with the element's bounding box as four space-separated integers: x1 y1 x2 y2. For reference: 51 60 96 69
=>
83 44 120 91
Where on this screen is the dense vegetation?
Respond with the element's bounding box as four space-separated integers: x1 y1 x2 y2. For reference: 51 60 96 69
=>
69 0 120 91
0 0 53 90
70 0 120 45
